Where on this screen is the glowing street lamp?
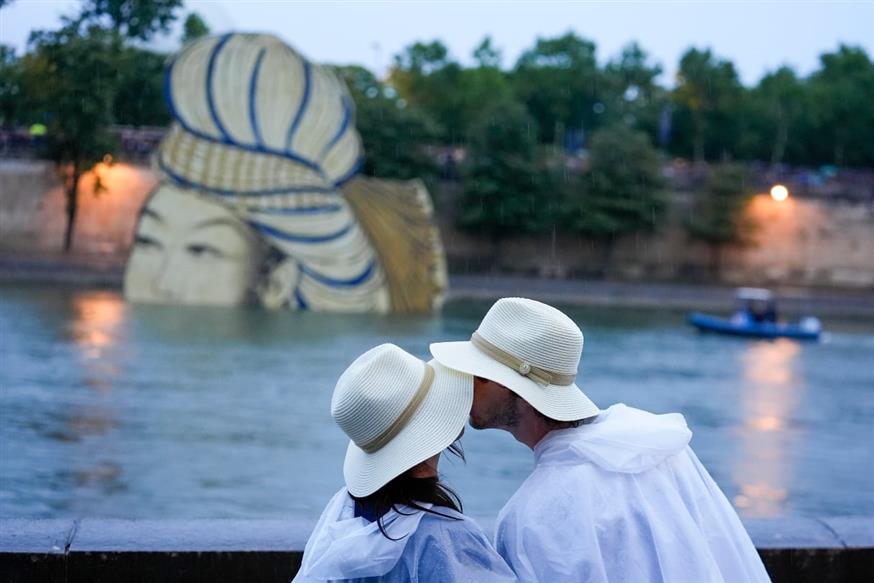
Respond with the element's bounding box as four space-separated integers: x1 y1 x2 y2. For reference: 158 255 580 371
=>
770 184 789 202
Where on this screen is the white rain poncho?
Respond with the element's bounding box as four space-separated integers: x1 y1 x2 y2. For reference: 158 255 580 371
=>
496 404 770 583
294 488 518 583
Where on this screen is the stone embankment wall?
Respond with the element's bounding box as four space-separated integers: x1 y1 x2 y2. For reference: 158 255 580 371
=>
0 160 155 270
2 159 873 289
437 189 874 289
1 517 872 583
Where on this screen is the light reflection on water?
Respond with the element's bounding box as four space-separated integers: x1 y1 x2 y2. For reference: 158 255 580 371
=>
1 284 873 519
733 339 801 516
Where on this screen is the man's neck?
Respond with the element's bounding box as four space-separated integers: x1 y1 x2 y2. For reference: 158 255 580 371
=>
501 398 579 450
509 418 554 450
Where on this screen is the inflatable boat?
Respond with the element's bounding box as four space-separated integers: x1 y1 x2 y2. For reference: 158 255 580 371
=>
688 288 822 341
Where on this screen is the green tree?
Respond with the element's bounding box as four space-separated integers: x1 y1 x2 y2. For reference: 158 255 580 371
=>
685 162 756 277
23 25 119 252
807 45 874 167
78 0 182 40
113 46 170 126
672 48 744 162
389 40 458 140
390 39 515 144
512 32 603 145
458 98 556 267
336 65 440 184
0 45 23 127
563 125 665 275
742 66 806 165
602 42 666 140
456 37 513 135
24 0 182 252
472 36 501 68
181 12 210 44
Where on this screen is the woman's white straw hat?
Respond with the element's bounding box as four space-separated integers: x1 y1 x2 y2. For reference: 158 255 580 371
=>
332 343 473 497
430 297 599 421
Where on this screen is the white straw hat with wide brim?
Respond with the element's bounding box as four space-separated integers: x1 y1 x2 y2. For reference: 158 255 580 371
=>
430 297 599 421
332 343 472 497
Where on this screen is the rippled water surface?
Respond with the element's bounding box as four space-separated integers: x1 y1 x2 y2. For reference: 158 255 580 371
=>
1 284 873 519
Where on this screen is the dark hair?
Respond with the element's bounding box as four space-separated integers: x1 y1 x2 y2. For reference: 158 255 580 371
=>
539 412 598 430
349 442 465 540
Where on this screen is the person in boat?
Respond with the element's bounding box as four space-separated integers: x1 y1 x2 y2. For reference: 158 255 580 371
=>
293 343 517 582
430 297 771 582
748 299 778 324
736 288 780 325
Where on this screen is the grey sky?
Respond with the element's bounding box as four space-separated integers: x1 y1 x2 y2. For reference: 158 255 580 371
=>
2 1 872 86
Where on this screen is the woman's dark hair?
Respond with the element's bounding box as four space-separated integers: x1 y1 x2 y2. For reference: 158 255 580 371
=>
350 442 465 540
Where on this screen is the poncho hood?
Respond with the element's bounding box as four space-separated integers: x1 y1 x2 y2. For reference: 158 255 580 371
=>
298 488 429 580
535 403 693 473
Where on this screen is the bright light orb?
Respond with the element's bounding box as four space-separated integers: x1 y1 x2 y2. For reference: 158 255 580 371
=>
770 184 789 202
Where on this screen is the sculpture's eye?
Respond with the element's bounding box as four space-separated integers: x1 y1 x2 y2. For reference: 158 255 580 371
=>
186 243 224 259
134 235 163 250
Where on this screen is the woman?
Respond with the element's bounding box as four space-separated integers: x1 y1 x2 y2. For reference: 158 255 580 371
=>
293 344 517 582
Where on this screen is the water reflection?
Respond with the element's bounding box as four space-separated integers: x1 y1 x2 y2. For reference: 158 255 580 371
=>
69 292 126 392
70 292 124 356
63 292 127 497
733 339 801 516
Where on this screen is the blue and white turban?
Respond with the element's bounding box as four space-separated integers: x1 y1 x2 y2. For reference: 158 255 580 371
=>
156 33 388 311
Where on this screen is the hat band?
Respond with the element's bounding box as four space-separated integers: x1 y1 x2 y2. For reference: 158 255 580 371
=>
359 363 435 454
471 332 576 387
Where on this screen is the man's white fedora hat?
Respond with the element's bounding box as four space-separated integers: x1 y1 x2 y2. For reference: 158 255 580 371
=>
332 343 472 497
430 297 599 421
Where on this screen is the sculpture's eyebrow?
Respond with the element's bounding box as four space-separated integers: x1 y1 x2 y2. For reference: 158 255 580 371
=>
140 207 164 223
191 217 254 241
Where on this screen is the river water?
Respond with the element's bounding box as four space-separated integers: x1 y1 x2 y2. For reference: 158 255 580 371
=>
1 284 873 520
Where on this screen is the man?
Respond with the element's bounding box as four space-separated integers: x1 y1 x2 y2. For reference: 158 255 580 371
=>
431 297 770 582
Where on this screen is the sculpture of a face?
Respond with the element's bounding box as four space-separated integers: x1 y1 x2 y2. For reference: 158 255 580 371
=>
124 185 263 306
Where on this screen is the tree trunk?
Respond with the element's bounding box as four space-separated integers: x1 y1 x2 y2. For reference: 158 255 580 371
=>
63 164 82 253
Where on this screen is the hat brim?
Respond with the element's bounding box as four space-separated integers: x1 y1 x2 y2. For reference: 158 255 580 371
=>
430 340 600 422
343 360 472 497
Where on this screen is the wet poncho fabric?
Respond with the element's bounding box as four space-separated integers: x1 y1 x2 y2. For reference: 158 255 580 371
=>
495 404 771 583
293 488 518 582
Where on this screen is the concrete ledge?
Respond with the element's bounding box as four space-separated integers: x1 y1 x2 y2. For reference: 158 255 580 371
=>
2 517 872 583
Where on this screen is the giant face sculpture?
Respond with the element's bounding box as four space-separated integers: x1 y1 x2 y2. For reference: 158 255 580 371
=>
124 184 263 306
124 33 445 313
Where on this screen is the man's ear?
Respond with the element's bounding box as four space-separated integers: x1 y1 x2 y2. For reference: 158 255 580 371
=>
257 257 299 309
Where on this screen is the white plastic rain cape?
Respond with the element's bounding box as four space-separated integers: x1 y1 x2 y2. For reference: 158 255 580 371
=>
294 488 518 582
495 404 771 583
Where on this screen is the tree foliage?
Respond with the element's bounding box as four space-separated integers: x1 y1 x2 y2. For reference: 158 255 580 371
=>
23 25 120 250
672 48 744 162
113 46 171 126
458 98 557 245
19 0 182 251
337 65 439 184
512 32 602 144
78 0 182 40
741 66 806 164
601 42 666 140
0 44 22 126
181 12 210 45
685 162 756 275
806 45 874 167
564 125 665 240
